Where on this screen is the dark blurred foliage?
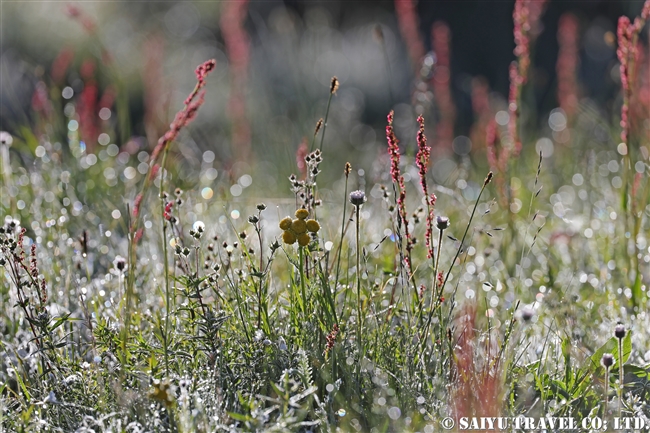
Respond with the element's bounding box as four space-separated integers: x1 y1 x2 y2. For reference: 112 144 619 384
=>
0 1 647 162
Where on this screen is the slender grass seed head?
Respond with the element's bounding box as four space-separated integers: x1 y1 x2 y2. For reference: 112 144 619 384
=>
330 76 339 95
484 171 494 186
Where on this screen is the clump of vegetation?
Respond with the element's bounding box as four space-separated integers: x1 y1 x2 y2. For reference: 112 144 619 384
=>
2 1 650 432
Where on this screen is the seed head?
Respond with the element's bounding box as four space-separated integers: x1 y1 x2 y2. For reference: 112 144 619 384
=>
484 171 493 186
330 76 339 95
436 216 450 230
256 203 267 211
349 190 366 206
279 217 292 230
282 230 297 245
113 255 126 272
306 219 320 233
315 118 323 135
295 208 309 220
297 233 311 247
601 353 614 368
291 219 307 234
615 324 626 340
0 131 13 146
521 307 534 322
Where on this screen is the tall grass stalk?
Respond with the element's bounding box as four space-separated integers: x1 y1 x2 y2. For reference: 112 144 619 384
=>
317 77 339 153
421 172 492 355
334 163 351 288
160 148 172 376
349 190 366 371
355 203 362 360
618 336 624 417
299 246 307 317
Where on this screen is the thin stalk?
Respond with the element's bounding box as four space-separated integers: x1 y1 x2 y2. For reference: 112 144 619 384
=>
318 93 334 153
430 230 444 326
299 246 307 316
618 337 624 417
256 222 264 328
421 173 492 357
355 205 362 364
604 367 610 418
334 171 350 286
160 148 172 376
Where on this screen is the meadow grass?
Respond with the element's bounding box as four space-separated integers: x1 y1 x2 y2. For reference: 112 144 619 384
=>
2 2 650 432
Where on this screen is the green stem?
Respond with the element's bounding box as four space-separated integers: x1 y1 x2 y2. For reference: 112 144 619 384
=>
604 367 609 419
355 205 362 366
318 92 334 153
433 231 444 344
299 246 307 316
421 174 491 360
334 173 349 289
619 337 624 417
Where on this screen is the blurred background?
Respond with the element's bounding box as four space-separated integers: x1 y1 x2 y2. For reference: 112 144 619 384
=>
1 0 648 194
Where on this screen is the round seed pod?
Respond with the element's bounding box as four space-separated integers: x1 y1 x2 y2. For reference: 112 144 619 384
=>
306 219 320 233
297 233 311 247
291 219 307 234
279 217 292 230
282 230 297 244
295 208 309 220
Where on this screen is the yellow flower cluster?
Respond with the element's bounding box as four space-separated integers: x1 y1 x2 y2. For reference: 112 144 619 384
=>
280 209 320 246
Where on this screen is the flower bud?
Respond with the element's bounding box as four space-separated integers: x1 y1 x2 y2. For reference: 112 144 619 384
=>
614 324 626 340
349 190 366 206
436 216 450 230
601 353 614 368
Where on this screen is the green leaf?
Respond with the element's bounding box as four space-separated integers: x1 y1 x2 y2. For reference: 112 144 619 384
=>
586 331 632 373
227 411 252 422
624 364 649 380
615 331 633 365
